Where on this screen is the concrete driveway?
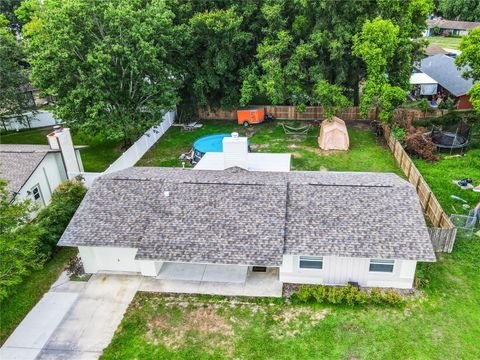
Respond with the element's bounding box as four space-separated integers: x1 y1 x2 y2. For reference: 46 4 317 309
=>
1 274 141 360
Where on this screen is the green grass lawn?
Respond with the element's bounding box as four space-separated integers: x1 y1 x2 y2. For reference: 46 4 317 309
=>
0 127 123 172
0 248 77 345
427 36 462 50
138 120 402 175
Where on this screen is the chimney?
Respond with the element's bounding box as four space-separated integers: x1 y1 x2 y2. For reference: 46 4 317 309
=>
47 126 81 178
223 132 248 169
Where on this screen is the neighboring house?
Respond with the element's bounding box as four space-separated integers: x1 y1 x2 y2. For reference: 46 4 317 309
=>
0 127 84 208
425 18 480 36
58 136 435 290
418 54 476 109
425 44 449 56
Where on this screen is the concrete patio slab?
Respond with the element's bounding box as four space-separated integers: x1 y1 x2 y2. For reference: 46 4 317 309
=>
0 292 79 360
141 267 283 297
156 263 206 281
202 264 247 283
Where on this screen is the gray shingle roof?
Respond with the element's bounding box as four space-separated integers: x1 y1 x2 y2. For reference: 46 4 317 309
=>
427 19 480 31
0 145 52 195
420 55 475 96
58 167 436 264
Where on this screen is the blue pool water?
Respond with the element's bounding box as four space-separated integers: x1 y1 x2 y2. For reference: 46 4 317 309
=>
192 133 232 162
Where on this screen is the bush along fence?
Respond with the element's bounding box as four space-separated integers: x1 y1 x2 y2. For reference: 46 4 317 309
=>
198 106 447 121
383 125 457 253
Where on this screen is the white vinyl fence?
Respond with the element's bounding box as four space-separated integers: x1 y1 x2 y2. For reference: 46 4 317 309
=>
81 110 175 186
1 111 58 131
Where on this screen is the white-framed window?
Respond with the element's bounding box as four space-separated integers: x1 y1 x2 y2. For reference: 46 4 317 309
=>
369 259 395 273
299 256 323 270
30 184 45 207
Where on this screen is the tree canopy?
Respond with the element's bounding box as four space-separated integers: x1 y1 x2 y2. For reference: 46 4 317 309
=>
0 14 32 122
456 28 480 113
437 0 480 22
0 179 42 300
17 0 434 135
22 0 182 144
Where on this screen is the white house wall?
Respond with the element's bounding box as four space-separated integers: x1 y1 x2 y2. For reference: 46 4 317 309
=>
78 246 161 276
15 153 67 208
280 255 417 289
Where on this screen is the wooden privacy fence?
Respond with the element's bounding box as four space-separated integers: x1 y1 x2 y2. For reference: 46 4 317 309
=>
383 125 457 252
198 106 445 122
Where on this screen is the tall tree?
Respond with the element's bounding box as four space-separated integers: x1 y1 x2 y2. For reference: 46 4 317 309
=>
0 180 42 300
352 17 407 122
0 0 23 34
0 14 32 127
456 28 480 112
437 0 480 22
22 0 182 145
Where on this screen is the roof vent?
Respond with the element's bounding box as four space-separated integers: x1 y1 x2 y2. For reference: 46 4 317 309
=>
164 191 170 197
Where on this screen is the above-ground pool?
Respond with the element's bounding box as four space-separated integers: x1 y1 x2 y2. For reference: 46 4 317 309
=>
193 133 232 163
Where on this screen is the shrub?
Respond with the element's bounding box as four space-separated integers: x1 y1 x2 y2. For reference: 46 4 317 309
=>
355 289 369 305
36 179 87 257
342 285 359 306
295 285 313 302
392 126 406 141
326 287 344 304
405 127 440 162
370 288 383 304
311 285 327 302
382 289 404 306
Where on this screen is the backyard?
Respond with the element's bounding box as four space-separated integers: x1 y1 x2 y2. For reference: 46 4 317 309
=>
427 36 461 50
0 127 123 172
101 118 479 359
138 120 402 175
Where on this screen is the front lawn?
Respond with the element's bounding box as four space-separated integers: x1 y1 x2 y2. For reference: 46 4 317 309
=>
102 231 479 359
0 127 123 172
0 248 77 345
427 36 461 50
138 120 402 175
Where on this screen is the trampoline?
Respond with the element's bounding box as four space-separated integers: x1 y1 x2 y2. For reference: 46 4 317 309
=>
192 133 232 163
424 120 470 154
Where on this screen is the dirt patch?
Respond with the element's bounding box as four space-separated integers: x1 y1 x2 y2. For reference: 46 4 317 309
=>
270 307 330 339
146 305 234 354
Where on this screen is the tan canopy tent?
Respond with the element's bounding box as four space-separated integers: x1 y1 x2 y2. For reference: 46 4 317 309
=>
318 116 349 151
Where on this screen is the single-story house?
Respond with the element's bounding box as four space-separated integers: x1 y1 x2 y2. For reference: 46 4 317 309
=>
58 153 435 289
0 127 84 207
418 54 476 109
425 18 480 36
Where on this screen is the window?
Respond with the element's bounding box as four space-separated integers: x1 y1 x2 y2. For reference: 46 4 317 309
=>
30 185 44 207
369 259 395 273
299 256 323 269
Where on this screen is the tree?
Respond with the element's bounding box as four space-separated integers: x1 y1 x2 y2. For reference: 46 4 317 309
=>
0 179 43 300
313 80 350 119
456 27 480 113
0 14 32 128
0 0 23 34
437 0 480 22
36 179 86 256
352 17 407 122
22 0 182 145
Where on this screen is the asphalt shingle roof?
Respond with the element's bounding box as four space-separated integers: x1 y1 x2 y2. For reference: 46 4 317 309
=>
58 167 436 264
427 19 480 31
0 144 52 195
420 55 475 96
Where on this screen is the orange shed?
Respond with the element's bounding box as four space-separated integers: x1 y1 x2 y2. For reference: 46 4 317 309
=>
237 107 265 126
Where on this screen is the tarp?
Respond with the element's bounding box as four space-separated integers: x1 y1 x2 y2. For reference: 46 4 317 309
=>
410 72 438 85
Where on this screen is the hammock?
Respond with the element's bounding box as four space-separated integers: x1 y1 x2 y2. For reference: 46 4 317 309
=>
281 123 312 135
